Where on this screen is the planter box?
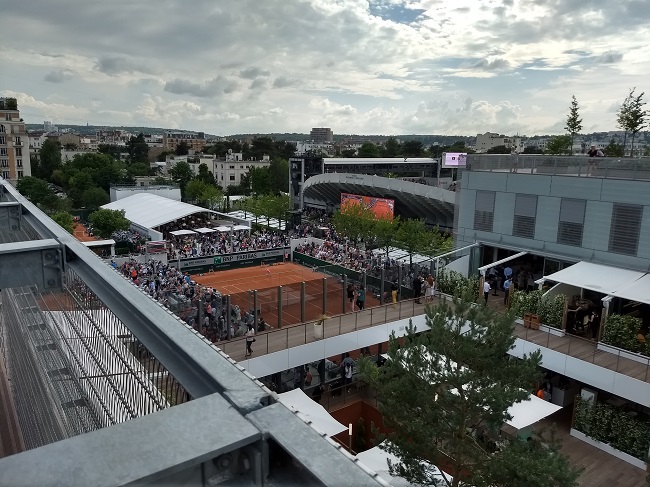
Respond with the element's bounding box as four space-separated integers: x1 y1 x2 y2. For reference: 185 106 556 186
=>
570 429 647 470
597 342 650 366
539 324 565 337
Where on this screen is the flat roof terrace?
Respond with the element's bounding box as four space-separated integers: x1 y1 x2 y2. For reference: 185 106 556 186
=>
466 155 650 181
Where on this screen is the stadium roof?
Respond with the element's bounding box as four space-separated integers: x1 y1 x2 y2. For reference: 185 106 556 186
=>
102 193 216 229
303 173 456 228
324 157 435 165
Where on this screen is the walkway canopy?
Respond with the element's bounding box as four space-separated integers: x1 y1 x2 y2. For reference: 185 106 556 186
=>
541 261 646 297
608 273 650 305
169 229 196 236
102 193 216 230
277 389 347 437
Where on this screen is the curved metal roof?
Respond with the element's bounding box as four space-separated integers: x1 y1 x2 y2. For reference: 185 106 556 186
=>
303 173 456 228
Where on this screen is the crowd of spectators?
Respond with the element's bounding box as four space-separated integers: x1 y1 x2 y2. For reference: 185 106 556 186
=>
114 258 268 344
169 230 290 260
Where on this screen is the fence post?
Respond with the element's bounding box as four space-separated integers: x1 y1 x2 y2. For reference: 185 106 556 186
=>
362 271 367 291
380 269 385 304
226 295 232 340
253 290 259 331
278 285 283 329
301 281 306 323
343 274 348 314
322 278 327 315
198 299 204 332
398 265 403 301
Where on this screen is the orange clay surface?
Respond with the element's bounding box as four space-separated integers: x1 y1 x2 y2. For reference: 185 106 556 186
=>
73 223 100 242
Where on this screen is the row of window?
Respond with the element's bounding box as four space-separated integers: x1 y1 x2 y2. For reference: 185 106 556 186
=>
473 191 644 256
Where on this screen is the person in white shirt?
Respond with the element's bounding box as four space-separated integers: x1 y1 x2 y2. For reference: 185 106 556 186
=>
483 280 491 305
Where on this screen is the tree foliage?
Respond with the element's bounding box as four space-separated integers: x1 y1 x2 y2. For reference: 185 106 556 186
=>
332 201 376 242
36 139 62 180
359 293 581 487
127 133 149 163
617 88 648 157
88 209 130 239
564 95 583 155
545 135 572 155
486 145 511 154
16 176 53 206
52 212 75 234
603 139 625 157
81 186 110 211
357 142 381 158
169 160 194 196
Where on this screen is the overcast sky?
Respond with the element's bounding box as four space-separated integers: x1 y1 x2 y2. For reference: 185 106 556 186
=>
1 0 648 136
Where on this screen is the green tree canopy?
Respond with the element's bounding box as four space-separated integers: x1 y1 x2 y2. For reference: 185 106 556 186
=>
52 212 75 234
357 143 381 158
268 158 289 193
127 133 149 163
402 140 425 157
359 293 581 487
196 163 215 185
395 218 428 266
169 161 194 197
486 145 511 154
37 139 62 180
545 135 572 155
373 215 401 259
175 141 190 156
603 139 625 157
16 176 54 206
88 208 130 239
383 137 401 157
332 202 375 243
621 88 648 157
81 186 110 211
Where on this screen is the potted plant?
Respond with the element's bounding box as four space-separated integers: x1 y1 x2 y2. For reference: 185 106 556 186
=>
314 314 327 340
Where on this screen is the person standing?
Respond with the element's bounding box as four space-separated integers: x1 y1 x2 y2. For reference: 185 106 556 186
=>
483 279 491 305
503 277 513 306
413 276 422 304
356 285 366 310
347 283 356 312
245 324 255 357
391 281 399 307
426 275 435 303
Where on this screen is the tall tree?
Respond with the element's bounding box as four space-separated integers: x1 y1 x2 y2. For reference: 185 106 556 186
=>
88 209 130 239
623 88 648 157
359 293 582 487
373 215 401 260
357 143 381 158
37 139 62 180
127 133 149 163
332 202 375 243
395 218 428 267
486 145 511 154
402 140 424 157
169 161 194 197
52 212 75 234
81 187 110 211
268 158 289 193
564 95 583 155
603 139 625 157
16 176 54 207
175 141 190 156
383 137 401 157
616 91 633 156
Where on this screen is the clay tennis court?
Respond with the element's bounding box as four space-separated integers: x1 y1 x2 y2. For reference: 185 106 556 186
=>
192 262 379 328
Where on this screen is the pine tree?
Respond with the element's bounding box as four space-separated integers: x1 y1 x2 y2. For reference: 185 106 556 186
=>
564 96 583 155
359 290 582 487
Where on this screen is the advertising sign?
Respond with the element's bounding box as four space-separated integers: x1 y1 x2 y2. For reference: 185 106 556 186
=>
442 152 467 168
340 193 395 219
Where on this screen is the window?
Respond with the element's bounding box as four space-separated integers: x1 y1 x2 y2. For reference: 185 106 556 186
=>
2 171 9 179
0 148 6 156
18 171 23 178
512 194 537 238
15 137 21 145
17 159 22 167
230 165 235 169
609 204 643 255
4 114 10 121
16 147 22 156
557 198 586 246
474 191 495 232
229 175 235 181
1 159 7 167
0 136 5 144
0 125 5 132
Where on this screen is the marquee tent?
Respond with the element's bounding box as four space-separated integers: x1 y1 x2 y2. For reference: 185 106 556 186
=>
277 389 347 437
169 229 197 236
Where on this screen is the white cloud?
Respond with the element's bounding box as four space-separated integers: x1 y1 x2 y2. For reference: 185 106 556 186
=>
1 0 648 135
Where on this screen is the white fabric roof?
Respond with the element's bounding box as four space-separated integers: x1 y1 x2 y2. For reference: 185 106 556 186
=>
102 193 215 229
543 261 646 295
506 395 562 430
233 224 250 231
169 229 196 236
609 273 650 305
214 225 231 232
356 442 452 486
277 389 347 437
194 227 216 234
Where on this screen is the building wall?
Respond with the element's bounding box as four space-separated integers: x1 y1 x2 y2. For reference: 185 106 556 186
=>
215 160 270 188
456 171 650 272
0 99 31 182
309 127 333 143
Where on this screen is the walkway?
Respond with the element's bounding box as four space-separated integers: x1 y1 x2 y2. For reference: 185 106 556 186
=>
219 294 650 383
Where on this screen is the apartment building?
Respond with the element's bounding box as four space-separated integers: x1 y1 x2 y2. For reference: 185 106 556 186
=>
0 97 31 182
215 152 270 188
309 127 334 143
162 131 207 152
475 132 526 153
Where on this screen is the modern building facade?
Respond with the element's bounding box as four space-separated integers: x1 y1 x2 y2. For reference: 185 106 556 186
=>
0 97 31 182
309 127 334 143
475 132 525 153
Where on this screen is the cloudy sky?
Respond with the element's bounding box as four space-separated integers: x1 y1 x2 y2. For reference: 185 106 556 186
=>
1 0 648 136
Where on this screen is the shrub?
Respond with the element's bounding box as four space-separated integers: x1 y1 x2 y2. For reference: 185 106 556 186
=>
437 270 479 300
601 314 643 354
510 290 566 329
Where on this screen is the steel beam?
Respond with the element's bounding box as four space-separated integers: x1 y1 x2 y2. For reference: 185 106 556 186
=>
0 202 21 231
0 239 63 290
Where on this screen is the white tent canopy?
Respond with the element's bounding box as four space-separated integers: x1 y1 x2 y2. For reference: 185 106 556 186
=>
356 442 452 487
233 224 250 231
214 225 231 232
277 389 347 437
102 193 216 229
506 394 562 430
609 273 650 305
169 229 197 236
542 261 646 296
194 227 216 234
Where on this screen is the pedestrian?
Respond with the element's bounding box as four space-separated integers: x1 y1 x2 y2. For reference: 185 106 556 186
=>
347 283 356 312
311 383 325 404
245 324 255 357
426 275 435 303
504 277 513 306
391 281 398 307
413 276 422 304
305 369 312 387
483 279 491 305
356 285 366 310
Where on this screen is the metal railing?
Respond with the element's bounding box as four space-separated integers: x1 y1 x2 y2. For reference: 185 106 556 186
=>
466 155 650 181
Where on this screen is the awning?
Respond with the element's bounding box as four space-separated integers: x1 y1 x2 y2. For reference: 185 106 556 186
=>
169 229 197 236
356 442 452 486
277 389 347 437
478 252 528 275
542 261 645 295
214 226 231 232
506 394 562 430
608 273 650 305
194 227 216 234
233 224 250 231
